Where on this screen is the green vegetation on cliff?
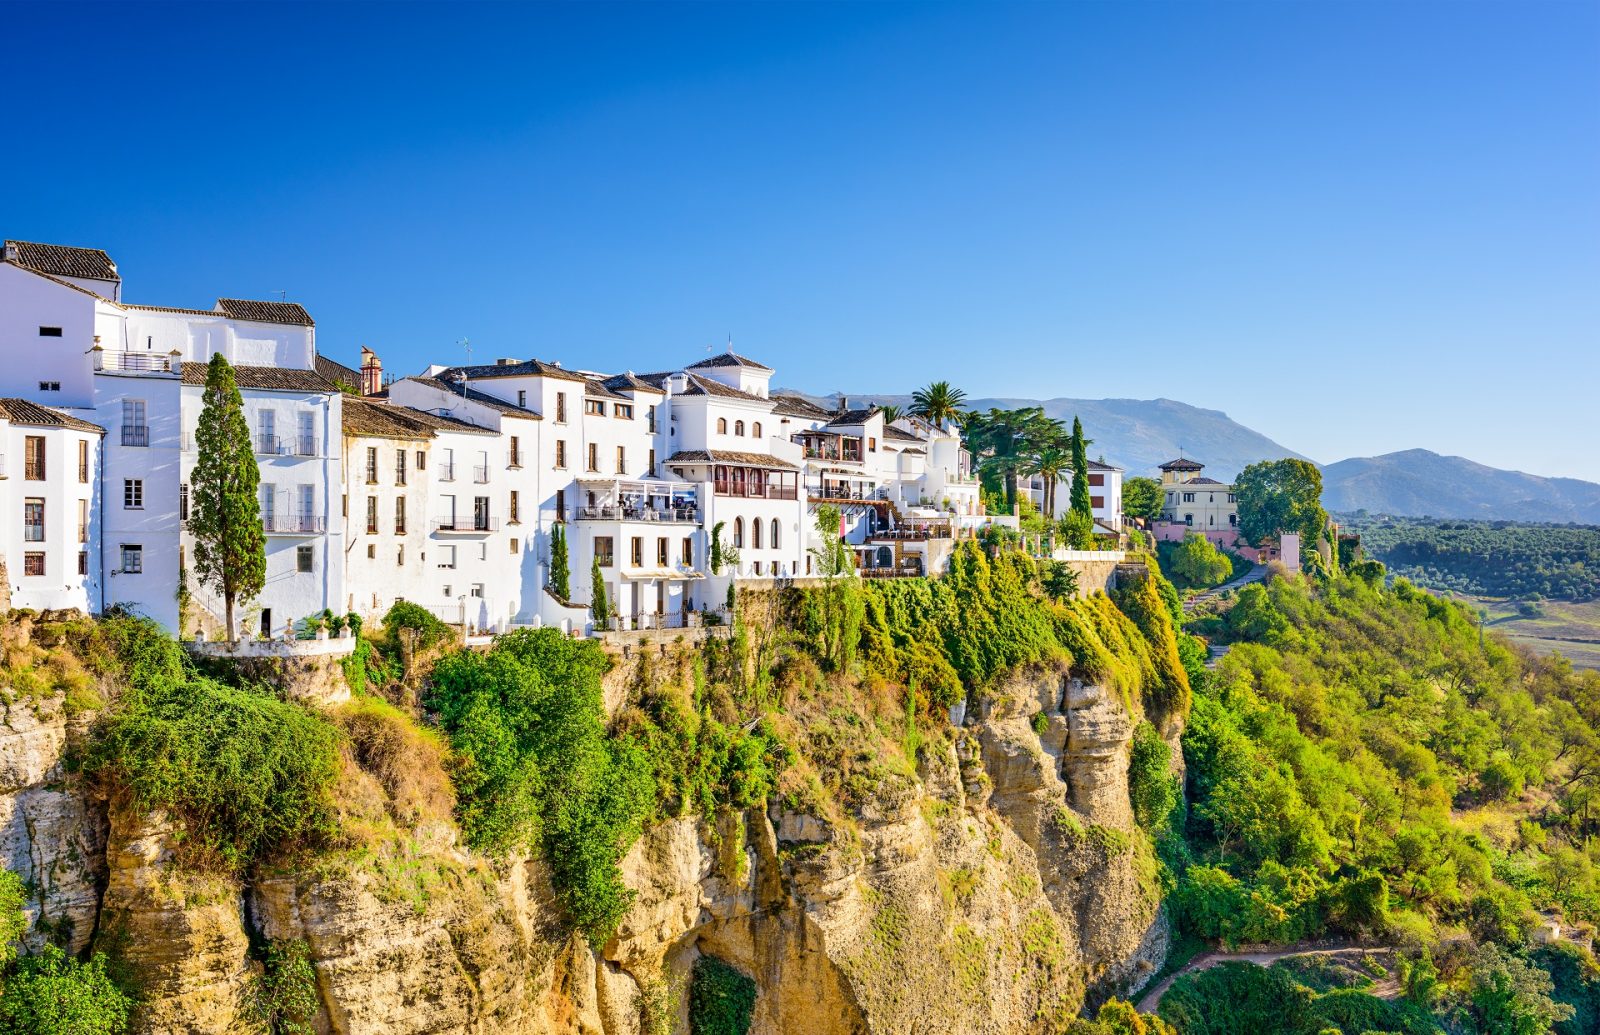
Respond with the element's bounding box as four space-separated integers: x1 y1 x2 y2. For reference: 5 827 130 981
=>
0 869 131 1035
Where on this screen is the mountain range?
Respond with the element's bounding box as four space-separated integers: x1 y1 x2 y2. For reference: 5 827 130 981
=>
810 392 1600 525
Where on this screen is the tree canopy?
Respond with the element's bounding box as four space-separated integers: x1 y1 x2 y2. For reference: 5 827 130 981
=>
1234 458 1327 548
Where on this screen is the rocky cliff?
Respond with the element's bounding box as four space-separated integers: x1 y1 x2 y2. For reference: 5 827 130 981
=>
0 610 1176 1035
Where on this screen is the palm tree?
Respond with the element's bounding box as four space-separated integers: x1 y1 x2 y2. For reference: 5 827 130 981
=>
1027 443 1073 518
910 381 968 429
964 407 1061 513
877 404 904 425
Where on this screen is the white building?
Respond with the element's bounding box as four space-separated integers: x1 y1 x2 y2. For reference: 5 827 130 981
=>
1026 457 1125 533
0 400 104 612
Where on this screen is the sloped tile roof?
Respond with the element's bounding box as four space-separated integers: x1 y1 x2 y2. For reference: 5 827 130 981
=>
392 405 497 435
1187 477 1230 486
214 298 315 326
0 398 105 433
315 353 361 391
1087 459 1121 472
1159 457 1204 471
687 349 773 372
601 372 665 395
665 449 798 470
583 378 627 400
884 426 922 443
4 240 119 282
636 371 773 405
824 408 878 428
124 303 227 318
181 362 339 393
770 393 833 419
438 358 588 383
407 377 542 419
342 398 434 439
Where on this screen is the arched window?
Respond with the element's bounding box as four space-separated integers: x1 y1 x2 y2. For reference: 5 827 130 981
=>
752 519 762 549
752 422 762 439
734 420 745 437
717 417 727 434
733 517 744 547
770 518 781 549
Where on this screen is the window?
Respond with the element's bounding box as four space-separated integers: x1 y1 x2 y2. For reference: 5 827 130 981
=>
682 537 693 566
24 499 44 541
471 584 484 598
121 398 149 446
509 436 521 468
297 545 314 573
78 440 88 483
656 537 668 566
124 479 143 509
438 544 458 570
751 518 762 549
616 446 626 474
476 450 489 483
258 410 277 454
365 447 379 484
509 490 520 524
367 544 376 559
510 538 519 554
614 403 633 420
1184 513 1193 527
1182 492 1195 503
734 420 745 436
733 517 744 548
594 535 614 567
440 448 455 481
754 561 763 576
555 440 568 468
25 436 44 480
647 406 656 432
806 554 812 576
39 381 60 392
717 418 727 434
396 448 407 485
78 500 88 543
1090 495 1105 510
556 392 568 422
416 450 426 471
1229 514 1238 526
395 497 407 534
868 436 876 451
648 448 656 477
752 422 762 438
631 536 643 567
78 551 87 576
1227 493 1237 504
441 585 451 598
1088 474 1105 487
586 443 598 472
397 546 405 566
473 496 490 531
770 518 780 549
23 553 45 577
38 326 62 337
555 488 566 519
585 399 605 416
298 411 315 456
517 390 527 409
366 497 378 534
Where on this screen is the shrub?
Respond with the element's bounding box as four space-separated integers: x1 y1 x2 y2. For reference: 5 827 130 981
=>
1128 721 1179 832
334 696 455 827
689 955 757 1035
255 938 319 1035
380 601 453 651
0 944 132 1035
87 674 342 872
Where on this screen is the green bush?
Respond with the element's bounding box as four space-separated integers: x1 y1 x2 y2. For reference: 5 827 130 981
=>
380 600 453 651
426 629 654 946
255 938 319 1035
1128 721 1179 833
0 944 132 1035
689 955 756 1035
1158 534 1234 591
86 673 341 873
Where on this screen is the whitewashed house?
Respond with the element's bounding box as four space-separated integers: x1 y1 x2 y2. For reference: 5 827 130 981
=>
0 400 104 611
1027 458 1125 533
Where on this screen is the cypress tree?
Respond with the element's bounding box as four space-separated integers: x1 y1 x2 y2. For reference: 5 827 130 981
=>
590 557 610 627
189 353 266 640
1069 416 1092 520
549 523 571 600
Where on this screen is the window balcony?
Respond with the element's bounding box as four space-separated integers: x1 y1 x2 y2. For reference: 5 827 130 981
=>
95 351 178 374
576 505 701 523
439 465 455 482
473 465 490 483
121 425 150 447
262 514 325 535
294 437 318 457
433 517 500 534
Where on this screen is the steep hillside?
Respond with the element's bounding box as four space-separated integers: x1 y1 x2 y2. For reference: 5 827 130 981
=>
1324 449 1600 524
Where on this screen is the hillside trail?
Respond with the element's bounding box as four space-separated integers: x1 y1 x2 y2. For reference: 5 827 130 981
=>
1134 943 1398 1014
1183 562 1267 614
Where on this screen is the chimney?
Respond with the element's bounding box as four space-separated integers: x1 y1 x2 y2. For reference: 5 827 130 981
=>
496 358 519 366
359 346 383 396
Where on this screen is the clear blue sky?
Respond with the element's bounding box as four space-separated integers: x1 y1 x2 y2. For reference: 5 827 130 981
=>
5 2 1596 479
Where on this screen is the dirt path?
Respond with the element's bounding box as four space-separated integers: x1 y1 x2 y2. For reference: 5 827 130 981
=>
1134 944 1393 1014
1183 563 1267 613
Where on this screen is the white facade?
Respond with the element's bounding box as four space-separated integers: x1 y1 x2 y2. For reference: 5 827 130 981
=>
1027 458 1125 531
0 404 104 612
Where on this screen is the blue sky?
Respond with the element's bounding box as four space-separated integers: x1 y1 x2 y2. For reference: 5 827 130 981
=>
5 2 1597 479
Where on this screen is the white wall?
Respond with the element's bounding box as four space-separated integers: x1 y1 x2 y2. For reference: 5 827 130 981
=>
0 264 99 408
1 421 103 613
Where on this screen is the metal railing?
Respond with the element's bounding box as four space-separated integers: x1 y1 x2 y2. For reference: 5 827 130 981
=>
870 527 952 541
576 505 701 523
439 465 456 482
97 352 177 374
121 425 149 447
262 514 325 534
712 480 799 500
807 485 888 502
295 437 317 457
473 465 490 483
432 517 500 533
257 435 284 455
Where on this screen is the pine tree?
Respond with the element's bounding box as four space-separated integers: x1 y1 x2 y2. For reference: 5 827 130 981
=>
189 353 265 640
549 523 571 600
1069 416 1092 520
590 557 610 627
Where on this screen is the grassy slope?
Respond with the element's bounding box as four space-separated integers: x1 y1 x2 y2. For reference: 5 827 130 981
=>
1453 595 1600 670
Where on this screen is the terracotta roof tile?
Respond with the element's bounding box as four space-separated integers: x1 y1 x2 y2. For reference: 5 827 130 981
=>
341 398 434 439
214 298 315 326
1159 457 1204 471
181 363 339 393
315 354 361 391
770 393 833 419
601 372 666 395
438 359 588 383
407 377 542 419
0 398 105 433
4 240 119 282
686 349 773 372
665 449 798 470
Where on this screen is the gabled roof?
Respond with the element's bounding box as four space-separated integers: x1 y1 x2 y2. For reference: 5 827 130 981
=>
1087 459 1121 472
636 371 773 405
824 408 879 428
601 372 665 395
1187 477 1230 486
1159 457 1204 471
315 353 361 391
407 376 542 419
770 393 833 420
214 298 315 326
884 426 923 443
583 378 627 401
4 240 119 283
665 449 798 470
342 398 434 440
180 363 339 393
686 349 773 373
437 358 589 384
0 398 104 433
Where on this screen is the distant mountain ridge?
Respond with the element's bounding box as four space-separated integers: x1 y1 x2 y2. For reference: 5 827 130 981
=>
1323 450 1600 525
799 390 1599 523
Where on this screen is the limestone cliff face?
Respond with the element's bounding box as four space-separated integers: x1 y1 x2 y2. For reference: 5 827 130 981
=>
0 617 1173 1035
